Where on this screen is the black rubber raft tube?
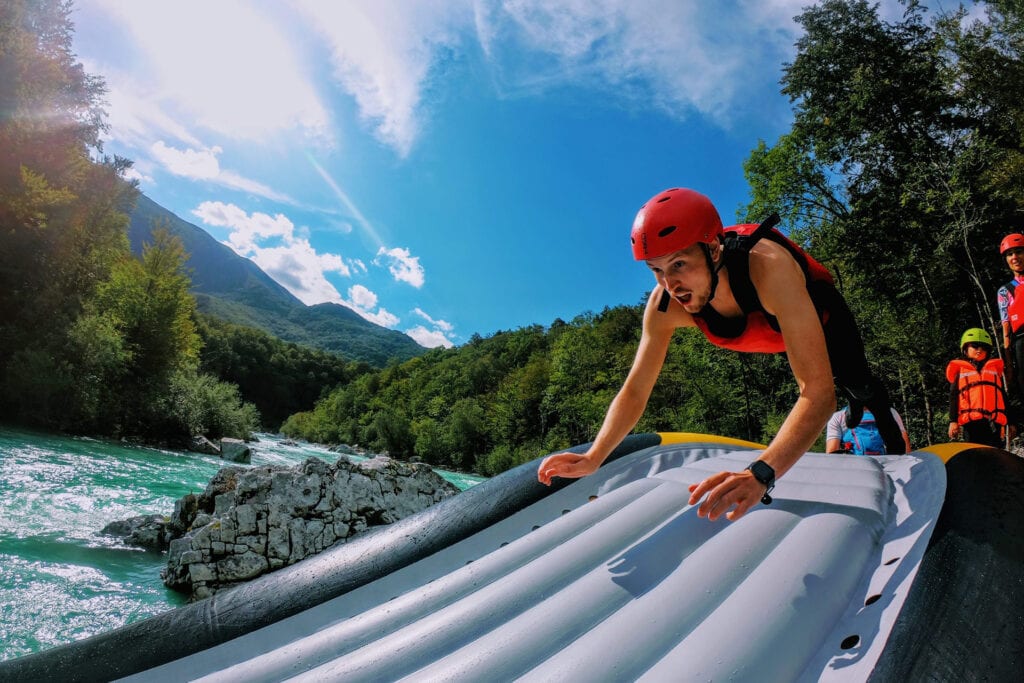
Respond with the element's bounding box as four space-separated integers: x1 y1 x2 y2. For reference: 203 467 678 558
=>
0 434 660 683
869 446 1024 682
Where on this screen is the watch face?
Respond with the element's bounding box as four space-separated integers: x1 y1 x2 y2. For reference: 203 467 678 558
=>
749 460 774 484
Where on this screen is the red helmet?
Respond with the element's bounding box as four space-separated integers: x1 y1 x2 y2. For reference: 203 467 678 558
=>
630 188 723 260
1000 233 1024 255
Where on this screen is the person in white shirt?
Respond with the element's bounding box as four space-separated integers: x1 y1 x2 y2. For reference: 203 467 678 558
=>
825 405 910 454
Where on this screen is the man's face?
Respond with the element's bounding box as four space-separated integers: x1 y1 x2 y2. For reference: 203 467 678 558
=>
645 242 715 313
1006 247 1024 274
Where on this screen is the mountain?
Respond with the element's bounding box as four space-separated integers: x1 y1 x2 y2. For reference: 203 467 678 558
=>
127 193 426 367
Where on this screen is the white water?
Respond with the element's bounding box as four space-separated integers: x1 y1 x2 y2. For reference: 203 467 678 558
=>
0 426 483 662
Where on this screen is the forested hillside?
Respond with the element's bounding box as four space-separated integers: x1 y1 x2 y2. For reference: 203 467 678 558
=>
129 194 426 367
282 309 797 475
197 316 372 430
282 1 1024 475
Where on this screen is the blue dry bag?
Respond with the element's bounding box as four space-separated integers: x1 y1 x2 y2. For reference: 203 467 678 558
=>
840 409 887 455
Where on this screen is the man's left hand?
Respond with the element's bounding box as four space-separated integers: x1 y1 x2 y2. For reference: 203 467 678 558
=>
687 469 767 522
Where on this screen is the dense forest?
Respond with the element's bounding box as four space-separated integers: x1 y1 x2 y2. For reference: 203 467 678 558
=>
281 0 1024 474
5 0 1024 474
281 312 796 476
196 316 371 430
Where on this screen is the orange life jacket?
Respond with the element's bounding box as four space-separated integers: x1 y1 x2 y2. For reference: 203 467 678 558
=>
946 358 1008 426
1005 280 1024 334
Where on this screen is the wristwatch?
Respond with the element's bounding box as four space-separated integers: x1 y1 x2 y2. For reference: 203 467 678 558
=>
746 460 776 505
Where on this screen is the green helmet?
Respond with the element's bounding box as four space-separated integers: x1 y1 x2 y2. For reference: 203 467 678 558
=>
960 327 993 351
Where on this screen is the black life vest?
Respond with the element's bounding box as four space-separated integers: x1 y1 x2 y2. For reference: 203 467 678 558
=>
658 215 835 353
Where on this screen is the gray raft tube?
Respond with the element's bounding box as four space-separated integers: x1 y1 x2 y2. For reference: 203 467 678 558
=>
0 434 661 683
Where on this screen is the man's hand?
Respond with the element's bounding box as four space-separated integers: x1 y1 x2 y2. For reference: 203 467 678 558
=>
537 451 600 486
687 469 767 522
948 421 960 440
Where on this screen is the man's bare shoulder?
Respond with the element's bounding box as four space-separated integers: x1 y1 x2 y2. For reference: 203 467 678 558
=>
748 238 804 286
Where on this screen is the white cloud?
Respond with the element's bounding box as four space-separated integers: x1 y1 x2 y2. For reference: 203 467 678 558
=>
407 308 455 348
93 0 331 143
121 165 152 185
151 142 295 203
193 201 297 252
251 242 350 306
405 325 454 348
151 142 222 179
343 284 400 327
375 246 425 288
413 307 454 332
192 201 351 306
347 283 379 311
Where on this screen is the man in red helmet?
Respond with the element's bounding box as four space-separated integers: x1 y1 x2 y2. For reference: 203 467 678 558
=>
997 233 1024 401
538 188 906 522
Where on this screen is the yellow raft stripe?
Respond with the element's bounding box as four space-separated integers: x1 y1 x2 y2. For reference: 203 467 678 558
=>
657 432 767 450
912 442 996 464
656 433 986 464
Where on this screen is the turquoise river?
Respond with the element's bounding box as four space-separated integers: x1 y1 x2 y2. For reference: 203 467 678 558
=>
0 425 485 663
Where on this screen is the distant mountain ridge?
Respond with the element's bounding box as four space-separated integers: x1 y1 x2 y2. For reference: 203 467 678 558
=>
127 193 426 367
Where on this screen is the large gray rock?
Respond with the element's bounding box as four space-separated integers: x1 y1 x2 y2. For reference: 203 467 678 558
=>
100 514 171 551
161 455 459 600
220 438 251 463
188 435 220 456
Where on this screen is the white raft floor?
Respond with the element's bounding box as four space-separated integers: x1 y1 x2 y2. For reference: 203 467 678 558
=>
124 438 946 682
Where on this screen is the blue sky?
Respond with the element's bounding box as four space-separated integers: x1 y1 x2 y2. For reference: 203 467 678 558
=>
69 0 946 348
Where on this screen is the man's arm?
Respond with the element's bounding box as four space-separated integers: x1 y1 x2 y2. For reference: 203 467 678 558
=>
688 241 836 520
538 288 680 485
824 410 843 453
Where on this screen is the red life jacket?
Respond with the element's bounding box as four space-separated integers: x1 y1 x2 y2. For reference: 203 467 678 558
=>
1005 280 1024 334
691 223 835 354
946 357 1008 426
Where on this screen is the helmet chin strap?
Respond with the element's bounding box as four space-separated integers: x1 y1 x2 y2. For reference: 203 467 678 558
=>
702 241 725 305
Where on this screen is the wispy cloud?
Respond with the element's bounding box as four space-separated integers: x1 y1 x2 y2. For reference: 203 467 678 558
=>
306 154 386 247
151 142 296 203
294 0 470 157
474 0 803 126
192 201 354 306
89 1 807 159
413 307 454 332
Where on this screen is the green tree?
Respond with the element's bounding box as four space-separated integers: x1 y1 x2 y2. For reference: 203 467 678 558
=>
0 0 137 426
69 227 200 435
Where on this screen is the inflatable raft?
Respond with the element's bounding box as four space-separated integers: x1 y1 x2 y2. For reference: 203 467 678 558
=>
2 433 1022 682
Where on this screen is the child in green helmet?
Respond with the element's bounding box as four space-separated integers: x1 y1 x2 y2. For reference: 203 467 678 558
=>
947 328 1011 448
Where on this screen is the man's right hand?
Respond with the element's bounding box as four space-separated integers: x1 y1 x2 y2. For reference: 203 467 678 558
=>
537 452 601 486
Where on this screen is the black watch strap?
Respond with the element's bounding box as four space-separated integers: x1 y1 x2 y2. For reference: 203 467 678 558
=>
746 460 776 505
